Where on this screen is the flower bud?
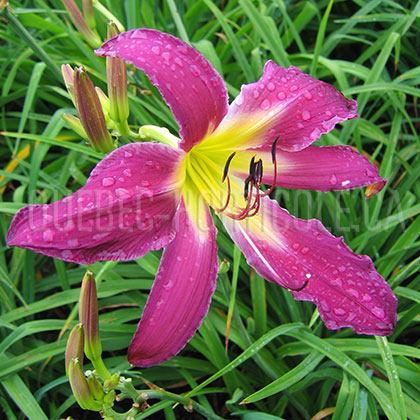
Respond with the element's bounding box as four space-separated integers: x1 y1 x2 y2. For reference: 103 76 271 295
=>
82 0 96 31
79 271 102 362
65 323 85 377
68 358 102 411
87 372 105 402
73 67 114 153
103 372 120 392
62 0 102 48
62 64 75 103
106 22 130 135
62 114 89 139
103 389 116 406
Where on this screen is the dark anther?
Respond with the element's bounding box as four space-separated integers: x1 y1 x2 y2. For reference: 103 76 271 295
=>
249 155 256 179
256 159 263 184
271 136 279 163
243 175 251 199
223 152 236 182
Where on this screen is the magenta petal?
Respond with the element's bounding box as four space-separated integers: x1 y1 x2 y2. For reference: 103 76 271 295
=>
236 145 386 195
95 29 229 151
128 198 218 367
220 197 397 335
7 143 185 264
219 61 357 152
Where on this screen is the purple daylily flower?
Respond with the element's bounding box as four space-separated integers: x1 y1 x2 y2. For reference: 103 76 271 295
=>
7 29 397 367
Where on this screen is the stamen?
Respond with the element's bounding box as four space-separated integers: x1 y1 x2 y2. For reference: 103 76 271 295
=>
223 152 236 182
261 136 279 198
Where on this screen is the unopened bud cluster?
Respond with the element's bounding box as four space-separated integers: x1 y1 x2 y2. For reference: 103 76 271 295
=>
61 1 130 153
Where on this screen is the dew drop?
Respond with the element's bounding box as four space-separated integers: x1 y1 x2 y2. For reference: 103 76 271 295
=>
124 150 133 158
304 91 313 100
277 91 286 100
334 308 347 316
348 288 360 298
329 174 337 185
289 85 298 92
260 99 271 110
151 45 161 55
362 293 372 302
163 280 173 290
301 110 311 120
123 168 132 177
378 288 387 297
42 230 53 242
146 160 154 168
102 177 115 187
267 82 275 91
141 180 151 187
292 242 299 250
162 51 171 61
372 307 385 319
115 188 132 199
326 110 332 117
176 256 182 262
68 238 79 247
300 247 309 255
253 89 260 99
236 95 244 106
61 250 73 259
297 122 304 129
190 64 200 76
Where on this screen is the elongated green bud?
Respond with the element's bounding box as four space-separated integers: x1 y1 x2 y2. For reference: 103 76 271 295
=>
79 271 102 362
62 0 102 48
73 67 114 153
63 113 89 139
65 323 85 377
87 372 105 402
68 358 102 411
106 22 130 135
82 0 96 31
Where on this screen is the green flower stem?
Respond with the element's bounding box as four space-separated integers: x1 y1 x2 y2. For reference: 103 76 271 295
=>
116 119 130 137
91 356 111 381
92 0 124 32
138 125 179 148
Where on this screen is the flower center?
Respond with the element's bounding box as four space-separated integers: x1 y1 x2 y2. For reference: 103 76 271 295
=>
185 137 278 220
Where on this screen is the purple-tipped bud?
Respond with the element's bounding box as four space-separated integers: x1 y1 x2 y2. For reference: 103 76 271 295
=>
68 358 102 410
79 271 102 362
73 67 114 153
82 0 96 31
62 0 102 48
106 22 130 135
62 64 75 103
65 323 85 377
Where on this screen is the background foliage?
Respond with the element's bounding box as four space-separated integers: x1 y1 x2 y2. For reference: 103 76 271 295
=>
1 0 420 419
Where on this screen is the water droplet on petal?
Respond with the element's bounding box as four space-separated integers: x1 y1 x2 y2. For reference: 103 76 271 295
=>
68 238 79 247
267 82 275 91
174 57 183 67
372 307 385 319
176 256 182 262
163 280 173 290
300 247 309 255
102 177 115 187
236 95 244 106
290 85 298 92
253 89 260 99
61 250 73 259
348 288 360 298
297 122 304 129
277 91 286 100
124 150 133 158
146 160 154 168
304 91 313 100
326 110 332 117
329 174 337 185
334 308 347 316
42 230 53 242
292 242 299 250
162 51 171 61
123 169 132 177
141 180 151 187
260 99 271 110
115 188 132 199
301 110 311 120
151 46 161 55
190 65 200 76
362 293 372 302
378 288 387 297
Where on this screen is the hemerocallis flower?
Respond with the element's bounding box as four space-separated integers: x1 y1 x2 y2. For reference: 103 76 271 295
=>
6 29 397 367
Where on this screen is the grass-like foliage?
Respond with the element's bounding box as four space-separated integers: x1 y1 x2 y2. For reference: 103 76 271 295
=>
1 0 420 419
